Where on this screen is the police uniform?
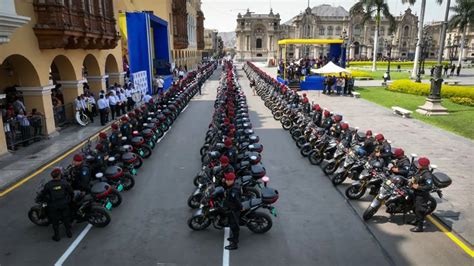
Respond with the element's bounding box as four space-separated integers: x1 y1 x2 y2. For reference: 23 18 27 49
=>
39 179 74 240
71 164 91 192
411 169 434 231
224 183 242 245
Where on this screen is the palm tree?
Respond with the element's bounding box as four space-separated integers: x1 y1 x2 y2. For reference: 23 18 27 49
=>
350 0 396 72
406 0 443 79
449 0 474 68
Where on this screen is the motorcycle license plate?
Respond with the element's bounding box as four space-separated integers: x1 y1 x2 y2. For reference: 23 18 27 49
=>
270 207 278 217
139 150 144 156
148 141 154 146
117 184 124 192
105 201 113 210
153 135 157 141
131 168 137 175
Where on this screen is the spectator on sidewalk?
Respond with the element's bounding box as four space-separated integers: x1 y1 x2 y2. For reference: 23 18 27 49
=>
13 97 26 115
17 110 31 147
456 65 461 76
450 64 456 76
443 64 449 76
125 86 133 111
118 90 127 115
108 91 117 120
336 76 345 95
143 93 152 103
97 94 109 126
156 76 164 95
29 108 43 140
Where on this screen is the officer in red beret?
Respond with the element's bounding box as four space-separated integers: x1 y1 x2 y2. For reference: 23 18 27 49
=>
38 167 74 241
408 157 434 232
312 104 323 127
70 154 91 193
223 172 242 250
98 132 110 153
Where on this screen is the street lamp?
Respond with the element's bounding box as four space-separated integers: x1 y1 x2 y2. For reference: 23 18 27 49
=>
340 29 349 67
384 34 396 81
416 31 432 83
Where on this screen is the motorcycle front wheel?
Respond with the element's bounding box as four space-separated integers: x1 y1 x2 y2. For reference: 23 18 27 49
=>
345 184 367 200
187 194 202 209
120 173 135 190
363 205 380 221
247 212 273 234
28 205 50 226
331 172 347 185
87 206 111 227
187 216 211 231
108 189 123 207
308 151 323 165
323 161 337 175
140 145 152 159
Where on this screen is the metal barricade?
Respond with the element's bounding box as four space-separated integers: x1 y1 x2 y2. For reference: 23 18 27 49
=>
4 115 46 150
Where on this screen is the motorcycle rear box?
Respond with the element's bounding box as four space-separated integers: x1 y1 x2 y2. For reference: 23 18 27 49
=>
432 172 452 188
251 164 266 179
121 152 136 164
261 187 279 204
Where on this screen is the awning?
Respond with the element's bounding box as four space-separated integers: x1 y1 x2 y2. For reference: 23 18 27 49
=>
311 62 351 75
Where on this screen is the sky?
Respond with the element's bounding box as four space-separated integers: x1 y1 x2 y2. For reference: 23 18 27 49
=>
201 0 451 32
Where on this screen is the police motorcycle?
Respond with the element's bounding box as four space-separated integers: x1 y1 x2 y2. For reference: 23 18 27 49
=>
28 181 112 228
362 155 452 221
188 176 279 234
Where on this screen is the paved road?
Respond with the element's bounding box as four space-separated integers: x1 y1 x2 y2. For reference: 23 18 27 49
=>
0 68 471 266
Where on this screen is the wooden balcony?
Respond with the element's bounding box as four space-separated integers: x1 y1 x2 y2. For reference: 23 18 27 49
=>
32 0 119 49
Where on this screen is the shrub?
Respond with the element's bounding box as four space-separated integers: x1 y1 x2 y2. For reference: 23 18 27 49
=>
349 70 372 78
349 61 448 67
387 80 474 106
450 97 474 106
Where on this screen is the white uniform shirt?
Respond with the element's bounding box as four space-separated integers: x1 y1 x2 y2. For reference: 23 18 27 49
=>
97 98 108 109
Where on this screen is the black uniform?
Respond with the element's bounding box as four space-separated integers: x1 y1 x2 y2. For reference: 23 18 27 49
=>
39 179 74 239
412 169 434 228
375 141 392 166
312 111 322 127
224 184 242 244
392 156 411 177
71 164 91 192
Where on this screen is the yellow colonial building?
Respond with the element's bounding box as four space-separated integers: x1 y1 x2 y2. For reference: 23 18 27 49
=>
0 0 205 156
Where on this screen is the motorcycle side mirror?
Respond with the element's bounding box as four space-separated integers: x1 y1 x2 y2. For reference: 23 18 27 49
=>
431 164 438 170
387 140 392 144
149 112 154 115
122 136 127 141
147 117 152 121
143 123 148 127
411 153 418 158
95 173 104 178
262 176 270 187
133 130 139 135
108 157 115 162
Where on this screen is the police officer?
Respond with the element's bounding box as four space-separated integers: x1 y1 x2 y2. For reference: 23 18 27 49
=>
70 154 91 193
120 116 133 142
390 148 411 178
109 123 122 154
312 104 323 127
301 93 310 114
223 172 242 250
339 123 353 148
223 138 238 168
98 132 110 154
408 157 433 232
321 110 333 132
373 134 392 166
39 167 74 241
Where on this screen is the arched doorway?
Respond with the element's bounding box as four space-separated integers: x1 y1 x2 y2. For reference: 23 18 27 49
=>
353 42 360 59
105 54 119 88
0 54 49 149
50 55 77 126
83 54 103 96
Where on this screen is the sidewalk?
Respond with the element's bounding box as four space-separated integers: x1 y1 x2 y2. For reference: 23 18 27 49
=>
258 65 474 245
0 119 110 191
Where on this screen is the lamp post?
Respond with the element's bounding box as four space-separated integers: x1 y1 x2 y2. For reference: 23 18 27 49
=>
340 29 349 68
416 0 450 116
416 32 432 83
384 34 396 81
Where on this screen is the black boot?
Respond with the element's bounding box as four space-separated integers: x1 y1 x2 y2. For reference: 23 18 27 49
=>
65 227 72 238
407 219 418 226
410 222 424 233
52 225 60 241
225 242 238 250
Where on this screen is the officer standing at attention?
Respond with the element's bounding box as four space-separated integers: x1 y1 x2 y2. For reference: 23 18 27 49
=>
39 167 74 241
408 157 433 232
223 172 242 250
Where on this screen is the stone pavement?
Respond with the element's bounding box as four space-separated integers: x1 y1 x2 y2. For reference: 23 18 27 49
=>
257 64 474 245
0 118 111 191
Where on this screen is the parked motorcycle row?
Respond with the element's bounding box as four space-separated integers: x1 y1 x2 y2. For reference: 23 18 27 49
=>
243 61 452 225
28 62 218 228
187 61 279 234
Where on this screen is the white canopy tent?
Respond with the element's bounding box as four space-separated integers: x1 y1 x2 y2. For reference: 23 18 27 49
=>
311 61 351 75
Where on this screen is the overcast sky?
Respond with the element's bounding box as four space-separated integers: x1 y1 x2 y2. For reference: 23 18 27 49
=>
201 0 451 32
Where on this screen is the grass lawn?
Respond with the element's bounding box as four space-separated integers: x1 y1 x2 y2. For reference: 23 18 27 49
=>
348 68 432 80
356 87 474 140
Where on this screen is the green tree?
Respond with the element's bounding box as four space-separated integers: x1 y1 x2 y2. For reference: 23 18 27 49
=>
449 0 474 67
350 0 396 72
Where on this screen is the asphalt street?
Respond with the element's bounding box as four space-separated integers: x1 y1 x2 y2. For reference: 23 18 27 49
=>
0 67 471 266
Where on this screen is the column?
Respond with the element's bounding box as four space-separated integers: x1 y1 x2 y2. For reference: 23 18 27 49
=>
107 72 126 86
86 75 108 96
349 45 355 59
16 85 56 136
0 94 8 155
57 79 86 119
0 0 30 44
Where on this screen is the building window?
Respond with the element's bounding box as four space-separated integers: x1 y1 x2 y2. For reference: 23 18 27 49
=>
256 38 262 49
327 26 333 36
335 26 341 35
402 41 407 48
380 26 385 36
319 26 325 35
404 26 409 37
354 25 361 36
256 53 263 57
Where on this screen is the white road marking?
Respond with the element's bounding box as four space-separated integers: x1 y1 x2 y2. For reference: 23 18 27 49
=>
223 227 230 266
54 223 92 266
182 105 189 113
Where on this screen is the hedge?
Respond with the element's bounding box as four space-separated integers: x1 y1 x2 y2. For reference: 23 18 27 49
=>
387 80 474 106
349 61 448 67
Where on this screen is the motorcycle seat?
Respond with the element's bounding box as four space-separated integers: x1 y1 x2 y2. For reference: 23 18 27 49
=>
241 198 262 210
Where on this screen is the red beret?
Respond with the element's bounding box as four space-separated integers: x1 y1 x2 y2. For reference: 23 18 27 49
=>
375 134 384 142
111 123 119 130
121 116 128 122
96 143 104 151
418 157 430 168
73 154 83 162
99 132 107 139
224 138 233 147
224 172 236 181
220 155 229 165
51 167 62 178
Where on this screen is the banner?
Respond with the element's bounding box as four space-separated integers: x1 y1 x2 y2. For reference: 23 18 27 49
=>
132 71 148 95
